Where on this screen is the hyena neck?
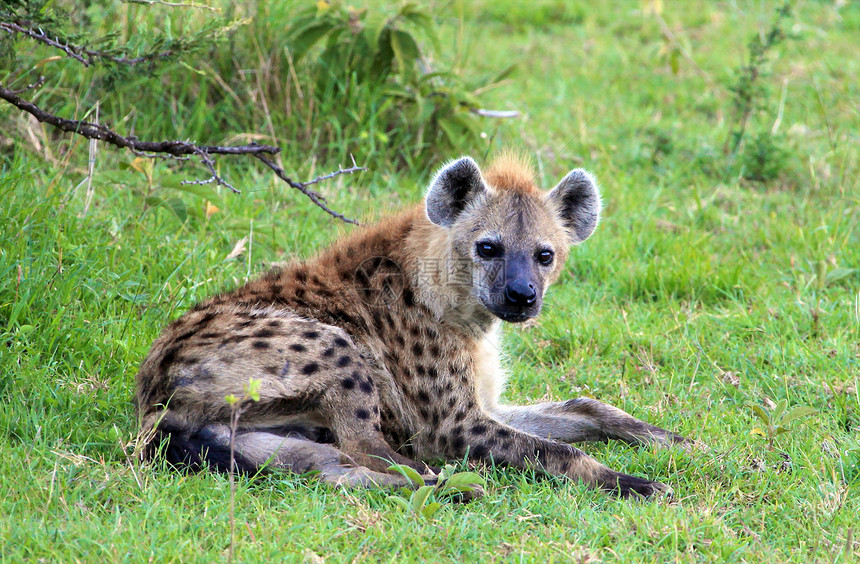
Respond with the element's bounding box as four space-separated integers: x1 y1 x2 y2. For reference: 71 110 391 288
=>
403 211 499 338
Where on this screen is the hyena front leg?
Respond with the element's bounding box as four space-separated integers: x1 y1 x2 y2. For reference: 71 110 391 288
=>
439 413 671 498
491 398 688 447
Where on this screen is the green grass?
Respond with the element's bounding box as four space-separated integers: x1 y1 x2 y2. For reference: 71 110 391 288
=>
1 0 859 561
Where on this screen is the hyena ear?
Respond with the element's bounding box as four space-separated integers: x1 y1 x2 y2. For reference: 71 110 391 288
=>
546 169 602 244
425 157 488 227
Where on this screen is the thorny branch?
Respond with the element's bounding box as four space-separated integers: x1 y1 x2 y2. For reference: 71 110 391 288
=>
0 84 363 222
0 21 176 67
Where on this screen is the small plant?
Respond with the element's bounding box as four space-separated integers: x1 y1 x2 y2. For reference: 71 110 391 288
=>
749 399 817 450
387 463 485 520
225 378 262 564
723 2 794 157
285 1 515 159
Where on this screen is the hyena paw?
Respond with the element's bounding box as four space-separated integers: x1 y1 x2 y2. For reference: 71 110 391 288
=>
602 471 673 500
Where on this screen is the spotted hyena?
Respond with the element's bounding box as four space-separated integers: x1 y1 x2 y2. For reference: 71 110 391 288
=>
136 153 688 497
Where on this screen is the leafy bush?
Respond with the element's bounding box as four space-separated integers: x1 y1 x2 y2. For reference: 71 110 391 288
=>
282 1 514 164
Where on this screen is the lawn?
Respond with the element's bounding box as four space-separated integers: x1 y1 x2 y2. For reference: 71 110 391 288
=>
1 0 858 561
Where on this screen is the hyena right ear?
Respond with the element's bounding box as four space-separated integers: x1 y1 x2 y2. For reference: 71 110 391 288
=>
546 169 602 244
425 157 488 227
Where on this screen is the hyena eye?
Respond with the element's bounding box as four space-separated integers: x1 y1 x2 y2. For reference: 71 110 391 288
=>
536 249 554 265
475 241 501 259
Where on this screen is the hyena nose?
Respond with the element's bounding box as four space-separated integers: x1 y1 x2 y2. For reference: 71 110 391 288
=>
505 281 537 307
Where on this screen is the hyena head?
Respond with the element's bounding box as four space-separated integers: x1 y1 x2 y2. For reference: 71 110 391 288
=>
425 154 601 323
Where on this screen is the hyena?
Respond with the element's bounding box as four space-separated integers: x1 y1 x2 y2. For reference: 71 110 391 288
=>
136 154 688 497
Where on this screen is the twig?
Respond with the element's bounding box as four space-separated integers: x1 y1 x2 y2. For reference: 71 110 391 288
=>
0 21 176 67
0 84 362 221
0 22 88 64
254 154 362 225
8 75 47 94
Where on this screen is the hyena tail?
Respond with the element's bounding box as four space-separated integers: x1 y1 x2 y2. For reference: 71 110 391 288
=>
143 420 260 474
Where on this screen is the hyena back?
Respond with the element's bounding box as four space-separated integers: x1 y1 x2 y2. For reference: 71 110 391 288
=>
136 154 687 497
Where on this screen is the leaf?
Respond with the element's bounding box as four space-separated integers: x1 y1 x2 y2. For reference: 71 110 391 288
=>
289 22 335 62
774 425 791 436
440 472 485 489
146 196 188 222
389 29 420 78
225 237 248 261
410 485 435 512
387 495 411 511
751 404 771 425
388 463 425 487
751 427 767 437
781 406 817 426
420 501 441 519
772 399 788 423
245 378 262 402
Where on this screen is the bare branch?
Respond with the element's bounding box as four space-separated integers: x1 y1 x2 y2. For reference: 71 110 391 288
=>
0 84 361 222
254 154 362 225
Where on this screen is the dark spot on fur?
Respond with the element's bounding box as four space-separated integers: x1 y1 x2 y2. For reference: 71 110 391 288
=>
194 312 217 330
409 326 420 338
395 334 406 347
174 330 197 343
452 435 465 450
359 380 373 394
427 366 438 379
341 378 355 390
323 347 335 358
334 337 349 347
417 390 430 403
412 343 424 357
496 428 511 438
252 341 269 349
295 270 307 283
160 346 179 370
302 362 320 375
470 424 487 436
429 345 441 358
303 330 320 339
289 343 306 352
403 288 415 306
199 331 222 339
471 444 489 458
355 408 370 420
416 365 426 377
254 328 275 338
337 355 352 367
295 288 306 299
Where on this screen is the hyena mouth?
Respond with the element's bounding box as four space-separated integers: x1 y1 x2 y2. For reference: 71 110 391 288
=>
484 301 541 323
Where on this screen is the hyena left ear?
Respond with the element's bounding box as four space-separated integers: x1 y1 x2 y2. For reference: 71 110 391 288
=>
425 157 488 227
546 169 602 244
